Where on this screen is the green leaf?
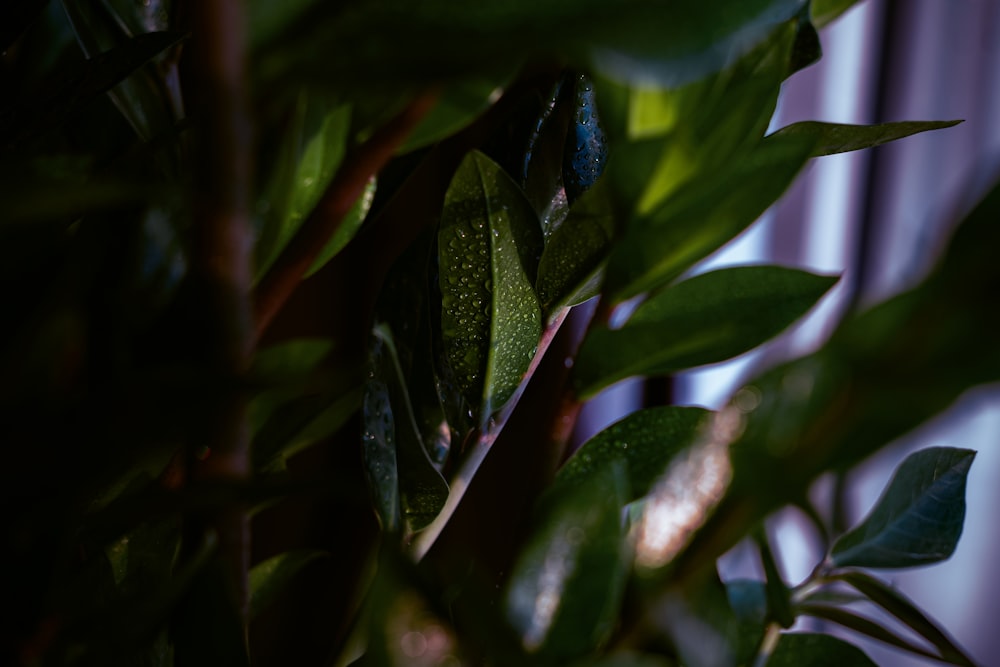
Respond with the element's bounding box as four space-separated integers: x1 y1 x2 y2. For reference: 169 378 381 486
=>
767 633 877 667
726 579 769 663
811 0 866 28
833 570 976 666
257 1 809 92
364 325 450 533
249 550 328 620
401 76 509 152
255 96 352 281
554 406 711 502
795 604 945 662
771 120 963 157
787 5 822 76
575 266 837 398
438 150 543 421
304 175 376 277
505 463 629 658
604 135 815 302
576 654 676 667
536 178 616 314
831 447 975 568
653 573 743 667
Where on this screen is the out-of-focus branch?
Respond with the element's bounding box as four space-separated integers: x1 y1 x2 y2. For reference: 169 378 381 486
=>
187 0 254 617
253 92 439 340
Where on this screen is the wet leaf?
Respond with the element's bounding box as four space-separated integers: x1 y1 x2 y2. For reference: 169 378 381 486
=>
831 447 975 569
506 463 629 659
562 74 608 204
575 266 837 398
536 178 616 314
767 633 877 667
771 119 963 157
604 135 814 302
438 150 543 422
364 325 449 534
249 549 328 620
553 406 711 502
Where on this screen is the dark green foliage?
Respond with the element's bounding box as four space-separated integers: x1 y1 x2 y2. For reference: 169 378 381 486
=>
1 2 986 666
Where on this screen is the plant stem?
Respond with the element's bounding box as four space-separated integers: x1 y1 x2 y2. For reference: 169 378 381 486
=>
253 92 438 340
187 0 254 617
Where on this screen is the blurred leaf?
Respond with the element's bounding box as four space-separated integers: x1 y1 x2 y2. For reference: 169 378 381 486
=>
577 654 676 667
755 531 794 628
256 0 808 91
771 119 963 157
604 135 814 302
576 266 837 398
536 177 616 314
726 579 769 662
255 96 352 280
438 150 543 422
553 406 711 502
811 0 866 28
304 174 376 277
1 31 186 147
787 5 821 76
654 573 742 667
173 559 250 667
0 0 49 53
767 633 877 667
831 447 975 568
506 463 629 658
833 570 976 666
521 75 574 236
248 0 317 48
795 604 944 663
249 549 328 620
401 77 508 152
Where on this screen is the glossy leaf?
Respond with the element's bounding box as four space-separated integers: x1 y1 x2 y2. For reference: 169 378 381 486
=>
249 550 328 620
256 0 808 90
255 97 352 280
771 119 963 157
767 633 877 667
833 570 976 666
575 266 837 398
364 325 449 533
554 406 711 502
831 447 975 568
438 150 543 421
506 463 629 658
536 178 616 314
604 135 815 302
521 75 574 236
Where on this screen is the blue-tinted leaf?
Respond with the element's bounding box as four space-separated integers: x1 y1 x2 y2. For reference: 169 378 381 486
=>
795 604 944 662
249 550 328 620
575 266 837 398
767 633 877 667
554 406 711 502
834 570 976 666
562 74 608 204
831 447 975 568
771 120 962 157
438 151 543 422
506 463 629 658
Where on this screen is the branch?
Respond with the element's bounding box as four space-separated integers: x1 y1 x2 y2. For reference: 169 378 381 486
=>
253 92 439 339
187 0 254 617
